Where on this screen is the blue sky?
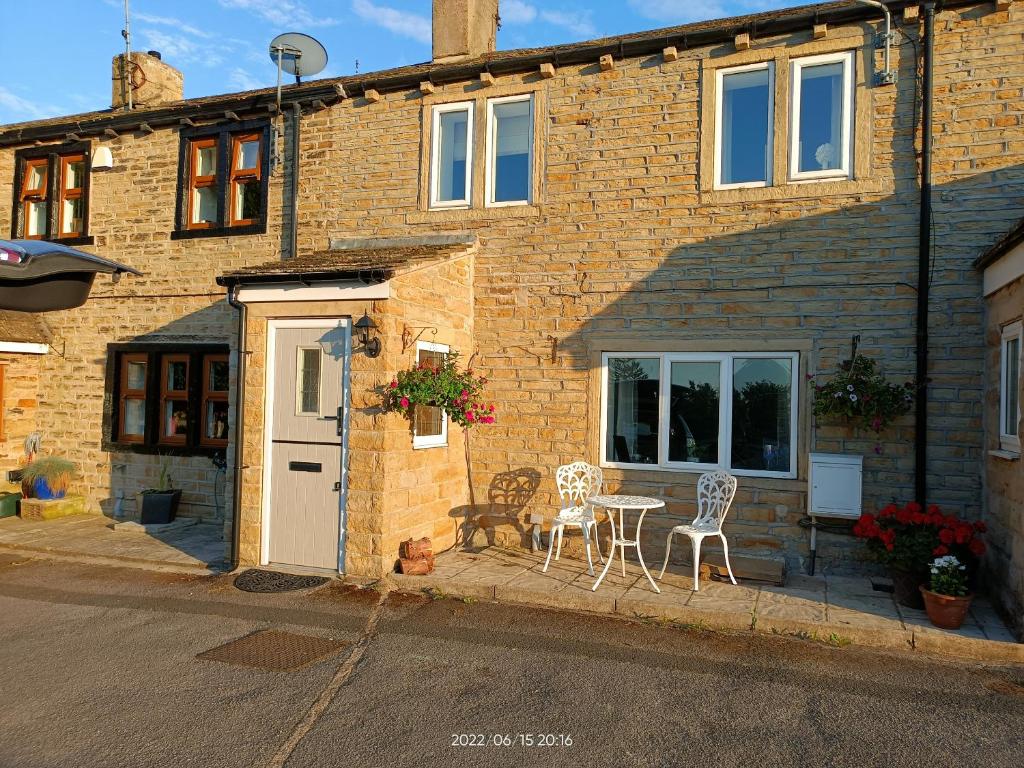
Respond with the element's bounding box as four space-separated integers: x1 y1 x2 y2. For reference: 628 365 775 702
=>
0 0 801 125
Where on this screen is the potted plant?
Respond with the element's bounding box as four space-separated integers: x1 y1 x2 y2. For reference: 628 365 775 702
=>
811 354 914 452
852 502 986 608
20 456 76 500
920 555 973 629
138 459 181 524
382 352 497 428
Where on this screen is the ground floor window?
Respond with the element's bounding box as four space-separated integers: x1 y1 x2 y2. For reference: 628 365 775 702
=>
601 351 799 478
1001 320 1022 452
109 345 229 453
413 341 449 449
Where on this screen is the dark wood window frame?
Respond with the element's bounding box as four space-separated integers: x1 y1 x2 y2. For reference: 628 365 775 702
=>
159 354 190 446
105 343 230 457
172 120 271 240
201 354 230 447
10 141 93 246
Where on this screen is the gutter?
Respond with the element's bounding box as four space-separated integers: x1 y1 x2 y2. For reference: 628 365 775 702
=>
226 285 247 571
915 2 938 506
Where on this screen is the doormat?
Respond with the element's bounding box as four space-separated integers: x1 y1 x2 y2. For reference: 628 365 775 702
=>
233 569 330 593
197 630 349 672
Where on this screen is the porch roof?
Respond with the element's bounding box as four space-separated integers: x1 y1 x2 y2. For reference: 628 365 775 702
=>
0 310 52 345
216 236 476 287
975 217 1024 270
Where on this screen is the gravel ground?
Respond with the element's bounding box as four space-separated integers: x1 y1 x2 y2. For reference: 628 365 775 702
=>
0 553 1021 768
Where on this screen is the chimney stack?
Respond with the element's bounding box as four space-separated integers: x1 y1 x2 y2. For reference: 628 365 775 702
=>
112 51 184 110
432 0 499 63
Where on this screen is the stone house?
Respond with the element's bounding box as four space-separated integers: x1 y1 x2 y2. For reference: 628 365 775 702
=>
0 0 1021 591
976 218 1023 634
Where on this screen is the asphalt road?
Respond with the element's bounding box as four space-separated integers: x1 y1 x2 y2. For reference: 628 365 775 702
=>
0 552 1022 768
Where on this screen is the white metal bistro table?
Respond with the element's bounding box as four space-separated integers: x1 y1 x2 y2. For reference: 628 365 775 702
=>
587 494 665 593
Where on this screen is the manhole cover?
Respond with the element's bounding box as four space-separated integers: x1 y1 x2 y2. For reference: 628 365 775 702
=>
197 630 348 671
985 678 1024 697
234 569 329 593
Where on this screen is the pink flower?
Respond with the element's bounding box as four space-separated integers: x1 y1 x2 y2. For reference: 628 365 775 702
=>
488 404 495 412
466 411 475 422
461 390 468 398
390 380 398 389
399 397 409 408
484 416 494 424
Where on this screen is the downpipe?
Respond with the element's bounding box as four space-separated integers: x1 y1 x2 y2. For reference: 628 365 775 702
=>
227 285 246 570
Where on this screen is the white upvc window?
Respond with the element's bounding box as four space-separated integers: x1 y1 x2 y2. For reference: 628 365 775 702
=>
485 94 534 206
1000 320 1022 452
714 61 775 189
413 341 449 449
789 51 854 181
430 101 473 209
600 351 800 479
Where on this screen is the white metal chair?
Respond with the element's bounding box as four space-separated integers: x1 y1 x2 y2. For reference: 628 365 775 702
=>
543 462 605 576
658 470 738 591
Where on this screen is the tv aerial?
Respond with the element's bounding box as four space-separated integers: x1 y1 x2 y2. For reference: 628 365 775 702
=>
268 32 328 170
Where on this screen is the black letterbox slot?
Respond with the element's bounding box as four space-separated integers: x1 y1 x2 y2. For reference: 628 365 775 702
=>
289 461 322 473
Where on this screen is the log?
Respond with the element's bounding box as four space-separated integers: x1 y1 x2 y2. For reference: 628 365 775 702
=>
400 537 432 560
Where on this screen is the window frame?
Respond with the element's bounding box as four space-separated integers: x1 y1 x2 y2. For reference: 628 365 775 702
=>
788 51 855 182
413 341 450 449
19 158 48 240
10 142 93 245
294 345 325 417
485 93 535 208
107 344 230 456
57 153 86 238
172 120 271 240
1000 320 1022 453
228 133 263 226
159 354 191 446
429 101 474 210
600 350 800 479
200 353 230 448
714 61 776 191
187 137 219 230
118 352 149 444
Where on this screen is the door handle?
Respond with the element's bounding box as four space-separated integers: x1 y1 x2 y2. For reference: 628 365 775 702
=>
318 407 344 436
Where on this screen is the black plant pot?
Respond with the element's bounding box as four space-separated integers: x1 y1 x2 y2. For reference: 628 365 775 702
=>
140 489 182 525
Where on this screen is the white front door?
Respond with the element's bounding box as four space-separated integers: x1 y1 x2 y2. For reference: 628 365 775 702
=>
265 320 349 571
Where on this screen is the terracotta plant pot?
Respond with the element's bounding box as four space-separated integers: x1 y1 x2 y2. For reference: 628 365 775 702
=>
920 586 973 630
890 568 925 609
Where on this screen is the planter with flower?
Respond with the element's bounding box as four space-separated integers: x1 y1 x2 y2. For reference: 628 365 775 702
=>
920 555 973 629
811 355 914 452
852 501 986 608
21 456 77 500
382 352 496 429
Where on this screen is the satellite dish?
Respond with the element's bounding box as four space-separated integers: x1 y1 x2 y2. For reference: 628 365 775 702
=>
269 32 328 83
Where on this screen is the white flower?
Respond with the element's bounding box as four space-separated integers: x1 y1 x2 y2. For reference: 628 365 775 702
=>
847 384 854 392
850 394 858 402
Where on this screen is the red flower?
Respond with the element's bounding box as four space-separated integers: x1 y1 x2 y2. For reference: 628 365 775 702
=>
973 520 987 533
895 507 913 525
954 524 972 545
390 380 398 389
880 529 896 551
939 528 955 545
879 504 897 519
489 404 495 412
399 397 409 408
933 545 949 556
969 539 986 557
905 501 922 515
465 411 475 422
927 504 941 515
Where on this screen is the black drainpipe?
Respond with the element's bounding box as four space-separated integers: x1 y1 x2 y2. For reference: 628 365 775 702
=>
226 284 247 571
915 2 937 506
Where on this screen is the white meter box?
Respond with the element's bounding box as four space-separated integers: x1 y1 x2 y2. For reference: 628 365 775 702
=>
808 453 863 519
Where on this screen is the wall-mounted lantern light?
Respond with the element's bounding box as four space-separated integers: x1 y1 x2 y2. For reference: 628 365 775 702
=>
92 146 114 171
354 312 381 358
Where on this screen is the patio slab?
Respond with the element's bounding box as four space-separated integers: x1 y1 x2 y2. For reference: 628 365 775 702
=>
390 546 1024 664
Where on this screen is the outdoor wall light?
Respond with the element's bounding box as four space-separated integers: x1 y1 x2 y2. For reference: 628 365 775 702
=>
92 146 114 170
354 312 381 358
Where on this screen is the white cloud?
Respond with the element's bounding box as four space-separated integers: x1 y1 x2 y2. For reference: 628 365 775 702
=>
626 0 780 23
0 86 64 122
219 0 338 28
229 67 265 91
139 28 225 67
502 0 538 24
133 12 214 39
540 9 596 37
351 0 431 45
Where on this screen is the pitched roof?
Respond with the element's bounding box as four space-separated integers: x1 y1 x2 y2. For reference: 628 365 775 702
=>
0 310 52 345
217 238 475 286
975 218 1024 270
0 0 939 145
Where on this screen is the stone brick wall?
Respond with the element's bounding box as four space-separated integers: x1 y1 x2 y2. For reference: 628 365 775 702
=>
983 272 1023 637
0 354 42 472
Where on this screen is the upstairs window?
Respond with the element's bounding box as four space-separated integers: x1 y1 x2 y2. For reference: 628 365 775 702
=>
715 63 774 189
430 102 473 208
174 121 270 239
1001 321 1022 452
11 143 92 243
486 94 534 206
413 342 449 449
109 345 229 454
790 52 854 180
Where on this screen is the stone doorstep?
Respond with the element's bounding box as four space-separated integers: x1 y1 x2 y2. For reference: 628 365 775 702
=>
388 574 1024 665
112 517 200 535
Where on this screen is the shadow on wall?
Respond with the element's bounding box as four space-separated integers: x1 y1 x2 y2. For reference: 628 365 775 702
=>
449 467 541 550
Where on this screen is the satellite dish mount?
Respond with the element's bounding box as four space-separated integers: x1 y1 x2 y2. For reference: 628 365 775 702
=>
268 32 328 171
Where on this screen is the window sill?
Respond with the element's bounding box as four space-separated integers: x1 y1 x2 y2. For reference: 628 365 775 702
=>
406 204 540 225
51 235 95 247
413 442 449 450
990 448 1020 461
700 177 882 205
599 462 800 483
171 223 266 240
104 441 225 458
